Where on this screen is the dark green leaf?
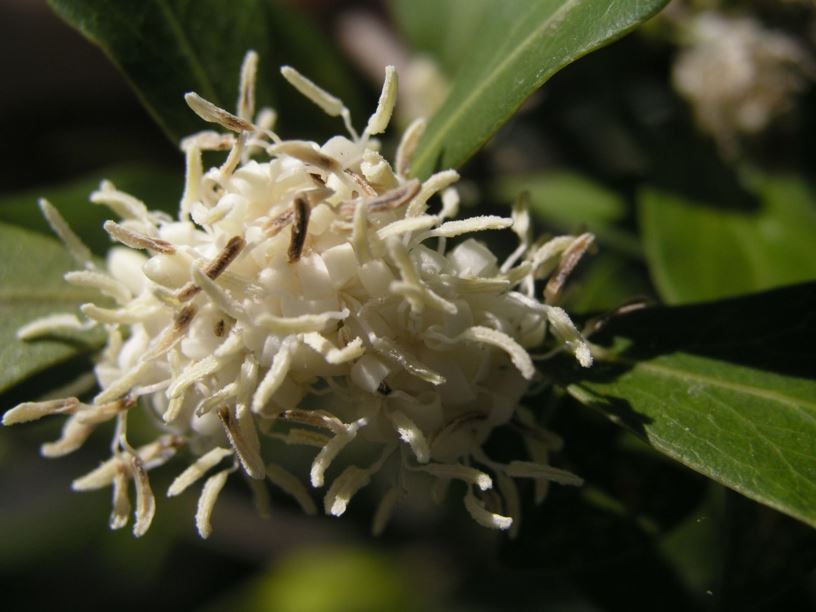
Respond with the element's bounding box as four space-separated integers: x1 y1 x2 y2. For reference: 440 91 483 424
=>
493 171 641 257
399 0 669 178
0 223 103 394
565 283 816 528
639 174 816 304
0 164 180 255
47 0 360 143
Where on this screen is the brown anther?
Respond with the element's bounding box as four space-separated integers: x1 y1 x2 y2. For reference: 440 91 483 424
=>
175 236 245 302
214 319 226 337
377 381 392 396
279 410 342 432
103 221 176 254
205 236 245 280
288 196 310 263
345 170 378 196
174 304 198 331
544 233 595 304
263 207 294 237
176 282 201 302
268 141 341 172
367 180 421 213
185 92 255 133
337 180 421 219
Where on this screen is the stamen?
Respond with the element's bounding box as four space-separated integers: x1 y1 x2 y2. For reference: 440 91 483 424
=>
387 409 431 463
65 270 132 305
369 180 421 214
184 92 255 132
251 340 294 413
38 199 94 269
205 236 246 280
40 415 94 458
365 65 398 136
130 454 156 537
255 309 349 334
267 141 342 173
415 462 493 491
195 468 231 538
395 118 426 177
218 406 266 479
427 215 513 239
544 233 594 304
16 313 94 340
2 397 79 425
288 196 310 263
167 447 234 497
461 326 536 379
463 489 512 530
103 221 175 254
324 465 370 516
310 418 367 487
406 170 459 217
280 66 345 117
75 397 135 426
90 181 153 224
109 464 131 530
237 50 259 121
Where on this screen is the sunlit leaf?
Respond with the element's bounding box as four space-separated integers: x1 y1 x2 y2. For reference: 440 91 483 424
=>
395 0 669 177
566 283 816 528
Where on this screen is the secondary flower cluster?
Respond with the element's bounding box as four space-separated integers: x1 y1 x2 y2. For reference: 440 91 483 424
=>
672 10 812 154
4 53 593 538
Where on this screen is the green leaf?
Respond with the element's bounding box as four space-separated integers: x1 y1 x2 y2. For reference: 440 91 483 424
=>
390 0 496 76
493 171 641 257
0 223 103 394
0 164 180 255
47 0 360 143
639 174 816 304
566 283 816 528
401 0 669 178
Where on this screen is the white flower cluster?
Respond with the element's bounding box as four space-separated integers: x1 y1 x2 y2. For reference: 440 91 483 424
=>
4 53 593 539
673 11 812 153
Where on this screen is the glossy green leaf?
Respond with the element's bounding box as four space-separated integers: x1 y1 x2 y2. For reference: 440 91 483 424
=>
400 0 669 178
565 283 816 528
0 164 180 255
47 0 360 143
0 223 103 394
493 171 641 257
639 174 816 304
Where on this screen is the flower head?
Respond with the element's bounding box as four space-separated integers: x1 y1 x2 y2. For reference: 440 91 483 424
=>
4 52 593 538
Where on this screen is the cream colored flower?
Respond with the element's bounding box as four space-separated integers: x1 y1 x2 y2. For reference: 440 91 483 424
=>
4 52 593 538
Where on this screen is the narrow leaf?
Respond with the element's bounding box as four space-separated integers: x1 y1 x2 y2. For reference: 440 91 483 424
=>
47 0 360 143
566 283 816 528
398 0 669 177
639 174 816 304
